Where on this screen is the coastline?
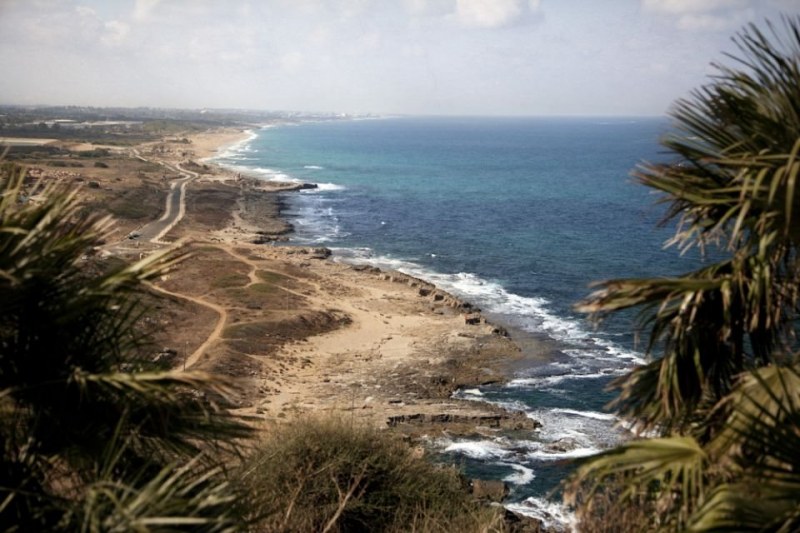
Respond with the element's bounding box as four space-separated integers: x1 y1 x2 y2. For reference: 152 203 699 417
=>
7 115 657 531
9 123 564 529
153 127 535 435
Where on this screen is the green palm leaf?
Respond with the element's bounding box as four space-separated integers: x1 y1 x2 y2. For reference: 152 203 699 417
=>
0 162 252 528
569 15 800 531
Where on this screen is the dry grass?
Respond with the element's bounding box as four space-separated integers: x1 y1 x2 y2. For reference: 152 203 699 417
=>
234 417 505 532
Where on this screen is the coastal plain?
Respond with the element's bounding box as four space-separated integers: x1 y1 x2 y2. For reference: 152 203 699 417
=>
8 125 537 440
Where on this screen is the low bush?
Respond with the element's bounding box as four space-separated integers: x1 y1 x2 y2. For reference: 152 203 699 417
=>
236 418 504 532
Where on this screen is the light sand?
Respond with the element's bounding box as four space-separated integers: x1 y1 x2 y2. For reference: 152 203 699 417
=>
0 137 58 146
188 129 252 160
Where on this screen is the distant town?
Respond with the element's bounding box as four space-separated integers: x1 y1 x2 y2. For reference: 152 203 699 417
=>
0 105 374 146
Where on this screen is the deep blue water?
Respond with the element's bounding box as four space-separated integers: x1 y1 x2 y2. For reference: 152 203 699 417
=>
215 117 700 527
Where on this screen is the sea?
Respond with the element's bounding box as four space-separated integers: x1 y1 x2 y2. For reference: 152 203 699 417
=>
213 116 700 529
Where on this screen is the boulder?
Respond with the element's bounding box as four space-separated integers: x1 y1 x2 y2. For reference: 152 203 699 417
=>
471 479 509 502
503 510 548 532
464 313 482 325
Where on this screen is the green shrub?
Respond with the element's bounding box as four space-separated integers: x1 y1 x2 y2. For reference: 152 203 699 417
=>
235 418 503 532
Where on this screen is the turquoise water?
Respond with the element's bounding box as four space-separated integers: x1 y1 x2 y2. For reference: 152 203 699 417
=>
216 117 700 526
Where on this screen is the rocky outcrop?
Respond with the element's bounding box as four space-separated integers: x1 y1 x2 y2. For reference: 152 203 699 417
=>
369 270 514 335
503 510 549 533
285 246 331 259
386 412 540 431
471 479 509 502
251 231 289 244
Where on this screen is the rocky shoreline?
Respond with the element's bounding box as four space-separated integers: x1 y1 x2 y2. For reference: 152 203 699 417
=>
133 129 553 530
6 124 557 531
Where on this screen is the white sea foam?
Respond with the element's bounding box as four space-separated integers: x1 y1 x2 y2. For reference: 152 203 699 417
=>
245 167 300 182
594 338 647 364
505 497 575 531
507 369 626 388
461 388 484 396
307 182 345 191
303 165 324 169
287 195 351 244
550 408 616 421
526 446 601 460
526 408 625 453
442 440 511 460
327 247 644 386
210 129 259 161
502 463 535 485
438 430 611 463
216 161 304 184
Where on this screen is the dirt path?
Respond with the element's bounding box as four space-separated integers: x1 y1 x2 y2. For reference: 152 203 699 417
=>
147 281 228 369
218 245 261 287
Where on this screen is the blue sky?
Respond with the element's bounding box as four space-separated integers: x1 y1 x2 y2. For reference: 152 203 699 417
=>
0 0 797 115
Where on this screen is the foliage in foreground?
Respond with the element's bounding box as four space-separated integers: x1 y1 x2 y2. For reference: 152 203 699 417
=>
0 164 503 532
567 16 800 532
236 417 505 533
0 165 253 531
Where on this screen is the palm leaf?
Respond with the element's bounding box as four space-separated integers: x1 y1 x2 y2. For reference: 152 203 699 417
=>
690 365 800 532
570 15 800 531
0 161 252 527
565 436 707 530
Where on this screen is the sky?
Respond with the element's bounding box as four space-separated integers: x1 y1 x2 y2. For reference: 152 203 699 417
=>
0 0 797 116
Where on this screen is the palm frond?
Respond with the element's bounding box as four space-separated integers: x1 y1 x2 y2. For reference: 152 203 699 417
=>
69 370 254 462
570 15 800 531
579 253 790 432
565 436 707 530
0 161 252 527
75 457 239 533
690 365 800 532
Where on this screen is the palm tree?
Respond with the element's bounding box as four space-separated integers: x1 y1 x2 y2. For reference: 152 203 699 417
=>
0 164 253 530
565 16 800 532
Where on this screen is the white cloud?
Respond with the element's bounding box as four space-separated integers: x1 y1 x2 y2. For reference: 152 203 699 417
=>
133 0 161 21
455 0 523 28
338 0 374 19
404 0 432 14
101 20 130 46
280 51 304 72
677 9 754 31
642 0 747 15
403 0 453 17
643 0 756 32
75 5 96 19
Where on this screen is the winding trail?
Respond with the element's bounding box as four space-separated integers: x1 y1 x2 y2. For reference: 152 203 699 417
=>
148 281 228 369
147 244 315 371
220 245 326 295
219 246 261 287
124 151 222 368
